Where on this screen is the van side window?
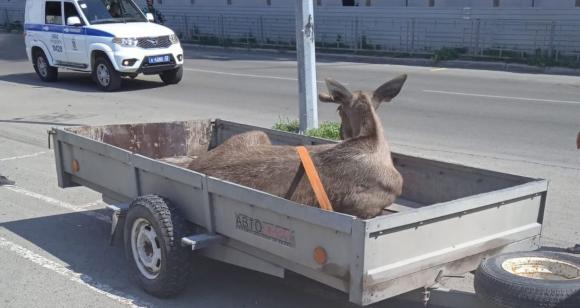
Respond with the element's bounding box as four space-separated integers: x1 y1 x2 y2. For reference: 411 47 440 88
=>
45 1 63 25
64 2 84 25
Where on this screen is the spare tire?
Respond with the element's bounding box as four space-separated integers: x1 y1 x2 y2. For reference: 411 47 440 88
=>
474 251 580 308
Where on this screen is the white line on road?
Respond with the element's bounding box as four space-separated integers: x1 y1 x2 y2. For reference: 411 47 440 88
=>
78 200 107 209
184 67 325 83
429 68 447 72
0 236 153 308
423 89 580 104
0 151 49 162
2 185 111 223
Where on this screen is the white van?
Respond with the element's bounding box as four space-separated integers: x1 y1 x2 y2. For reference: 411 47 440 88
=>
24 0 184 91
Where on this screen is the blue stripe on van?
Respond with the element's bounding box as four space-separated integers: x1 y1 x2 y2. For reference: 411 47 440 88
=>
85 28 114 37
25 23 113 38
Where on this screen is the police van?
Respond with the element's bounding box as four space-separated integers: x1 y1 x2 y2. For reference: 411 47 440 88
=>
24 0 184 91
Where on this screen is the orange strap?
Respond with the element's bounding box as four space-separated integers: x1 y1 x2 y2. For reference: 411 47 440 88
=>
295 146 334 212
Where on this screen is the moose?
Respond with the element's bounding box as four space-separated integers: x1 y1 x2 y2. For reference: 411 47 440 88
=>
187 75 407 219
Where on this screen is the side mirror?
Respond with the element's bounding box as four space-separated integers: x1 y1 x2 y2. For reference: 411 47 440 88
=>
67 16 82 26
146 13 155 22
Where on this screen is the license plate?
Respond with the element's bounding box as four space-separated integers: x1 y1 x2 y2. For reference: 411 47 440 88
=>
148 55 170 64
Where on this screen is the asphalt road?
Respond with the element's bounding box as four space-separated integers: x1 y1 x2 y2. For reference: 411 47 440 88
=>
0 32 579 307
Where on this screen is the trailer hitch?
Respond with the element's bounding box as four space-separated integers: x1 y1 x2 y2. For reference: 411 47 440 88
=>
420 271 466 307
422 287 431 307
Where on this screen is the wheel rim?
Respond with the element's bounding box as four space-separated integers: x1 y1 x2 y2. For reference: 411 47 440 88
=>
96 63 110 87
37 56 48 77
131 218 162 279
502 257 580 281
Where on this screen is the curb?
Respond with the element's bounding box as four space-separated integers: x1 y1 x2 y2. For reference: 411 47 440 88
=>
182 43 580 76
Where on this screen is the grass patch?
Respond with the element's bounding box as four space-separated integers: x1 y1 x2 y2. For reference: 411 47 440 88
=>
305 122 341 140
431 47 467 63
273 118 341 140
272 118 300 133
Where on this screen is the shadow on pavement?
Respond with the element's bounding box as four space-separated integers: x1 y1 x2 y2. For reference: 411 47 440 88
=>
0 33 27 61
0 208 435 307
0 72 166 93
0 209 378 307
2 208 458 308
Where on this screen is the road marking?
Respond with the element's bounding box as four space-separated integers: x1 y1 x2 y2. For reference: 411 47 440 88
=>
0 237 153 308
78 200 107 209
184 67 325 83
0 151 49 162
423 90 580 104
430 68 447 72
2 185 111 223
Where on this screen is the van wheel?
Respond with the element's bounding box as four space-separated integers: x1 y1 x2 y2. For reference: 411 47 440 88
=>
93 56 121 91
33 50 58 82
160 66 183 85
124 195 194 298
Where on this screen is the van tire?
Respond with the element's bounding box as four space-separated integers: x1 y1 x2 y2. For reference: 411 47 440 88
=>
160 66 183 85
33 50 58 82
93 56 121 91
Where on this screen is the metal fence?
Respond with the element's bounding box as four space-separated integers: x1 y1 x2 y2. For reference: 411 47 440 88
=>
0 8 23 29
164 13 580 63
3 6 580 63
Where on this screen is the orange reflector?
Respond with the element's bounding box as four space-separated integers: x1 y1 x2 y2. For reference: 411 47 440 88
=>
313 246 327 265
72 159 80 173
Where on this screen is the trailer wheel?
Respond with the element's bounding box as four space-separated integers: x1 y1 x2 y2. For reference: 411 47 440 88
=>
124 195 193 297
474 251 580 308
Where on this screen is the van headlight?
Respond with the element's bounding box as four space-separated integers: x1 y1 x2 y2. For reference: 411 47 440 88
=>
169 34 179 44
113 37 139 47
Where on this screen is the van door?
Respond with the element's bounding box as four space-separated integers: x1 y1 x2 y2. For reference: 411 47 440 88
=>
63 1 88 68
43 1 67 65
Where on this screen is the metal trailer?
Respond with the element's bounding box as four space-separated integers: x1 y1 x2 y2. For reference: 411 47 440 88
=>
49 119 548 306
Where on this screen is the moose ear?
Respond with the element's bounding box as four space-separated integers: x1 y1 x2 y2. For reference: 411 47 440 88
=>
318 93 335 103
372 74 407 108
322 78 352 104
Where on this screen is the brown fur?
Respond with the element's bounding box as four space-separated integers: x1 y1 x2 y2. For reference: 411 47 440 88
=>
189 75 407 219
203 130 272 161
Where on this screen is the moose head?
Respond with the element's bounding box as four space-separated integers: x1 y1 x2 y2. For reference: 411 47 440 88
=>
319 74 407 140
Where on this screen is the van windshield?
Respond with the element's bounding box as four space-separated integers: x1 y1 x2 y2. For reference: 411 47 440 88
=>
77 0 146 25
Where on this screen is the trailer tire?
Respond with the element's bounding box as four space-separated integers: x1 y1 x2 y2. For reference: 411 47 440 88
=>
124 195 194 298
474 251 580 308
